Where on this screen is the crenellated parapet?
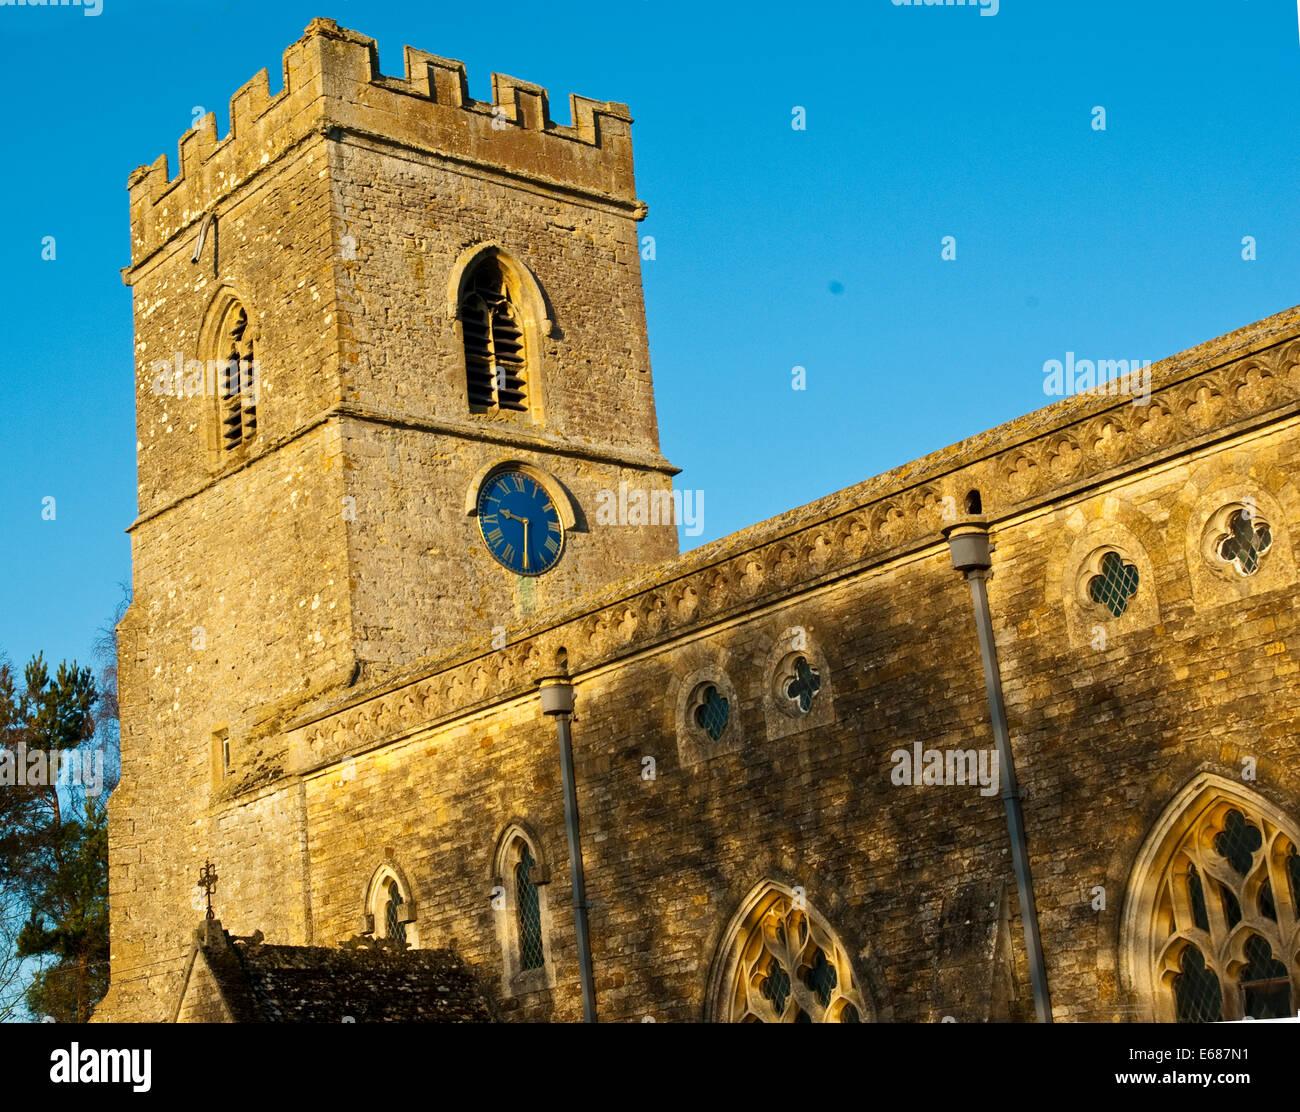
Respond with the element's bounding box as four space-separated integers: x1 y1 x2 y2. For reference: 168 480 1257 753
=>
126 18 641 268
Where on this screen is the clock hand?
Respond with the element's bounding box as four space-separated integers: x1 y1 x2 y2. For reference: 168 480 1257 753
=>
521 516 530 570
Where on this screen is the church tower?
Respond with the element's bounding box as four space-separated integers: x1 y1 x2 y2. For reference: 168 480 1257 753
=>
101 19 676 1019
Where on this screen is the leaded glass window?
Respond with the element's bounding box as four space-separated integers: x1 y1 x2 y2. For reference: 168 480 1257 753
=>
803 946 838 1007
1239 934 1292 1020
783 657 822 715
1173 946 1222 1023
1214 810 1263 876
694 685 730 741
1087 551 1140 618
1217 509 1272 576
515 841 545 971
759 958 791 1015
384 880 407 946
717 887 869 1023
1146 799 1300 1021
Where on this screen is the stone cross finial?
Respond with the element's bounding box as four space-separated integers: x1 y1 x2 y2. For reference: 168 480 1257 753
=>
197 860 218 921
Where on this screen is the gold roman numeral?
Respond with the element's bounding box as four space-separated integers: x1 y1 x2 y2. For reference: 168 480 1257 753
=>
486 527 504 544
544 537 559 556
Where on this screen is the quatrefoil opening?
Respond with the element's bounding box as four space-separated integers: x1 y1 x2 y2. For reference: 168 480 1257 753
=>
1087 550 1140 618
782 657 822 715
1216 508 1272 577
693 684 730 741
1213 809 1263 877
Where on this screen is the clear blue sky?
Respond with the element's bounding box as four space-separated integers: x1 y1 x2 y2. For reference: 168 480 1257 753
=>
2 0 1299 676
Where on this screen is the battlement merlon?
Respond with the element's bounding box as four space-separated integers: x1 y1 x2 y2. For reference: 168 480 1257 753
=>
124 18 643 271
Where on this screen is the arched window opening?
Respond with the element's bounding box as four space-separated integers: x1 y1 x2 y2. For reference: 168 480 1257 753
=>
692 683 730 741
217 302 257 451
1131 788 1300 1022
461 257 527 414
710 884 870 1023
364 866 417 949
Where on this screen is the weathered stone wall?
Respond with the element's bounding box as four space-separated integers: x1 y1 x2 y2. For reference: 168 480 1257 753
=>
330 131 678 673
261 314 1300 1023
99 18 678 1021
98 17 1300 1023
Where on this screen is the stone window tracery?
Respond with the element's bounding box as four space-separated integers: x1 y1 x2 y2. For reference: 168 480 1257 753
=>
1148 803 1299 1021
714 886 868 1023
1215 507 1273 577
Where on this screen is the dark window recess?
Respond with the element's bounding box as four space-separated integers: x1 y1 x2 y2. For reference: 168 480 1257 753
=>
462 258 527 413
759 958 791 1016
694 685 730 741
1188 864 1210 932
802 947 838 1007
1214 810 1263 876
1238 935 1292 1020
784 657 822 714
1173 946 1223 1023
220 305 256 450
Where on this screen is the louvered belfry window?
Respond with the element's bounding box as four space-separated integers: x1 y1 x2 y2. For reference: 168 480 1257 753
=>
219 304 257 450
461 257 527 413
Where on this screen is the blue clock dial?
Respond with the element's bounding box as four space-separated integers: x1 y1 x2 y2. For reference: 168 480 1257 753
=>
477 469 565 576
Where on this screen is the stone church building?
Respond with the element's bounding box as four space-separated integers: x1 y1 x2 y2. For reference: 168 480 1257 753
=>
95 19 1300 1022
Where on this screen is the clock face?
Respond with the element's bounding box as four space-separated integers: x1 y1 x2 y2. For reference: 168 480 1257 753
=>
476 469 565 576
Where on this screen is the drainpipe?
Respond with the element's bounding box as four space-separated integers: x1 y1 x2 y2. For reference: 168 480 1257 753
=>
539 660 597 1023
942 516 1053 1023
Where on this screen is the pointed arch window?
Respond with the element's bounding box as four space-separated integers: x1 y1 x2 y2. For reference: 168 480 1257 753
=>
492 826 554 993
1136 795 1300 1021
710 884 870 1023
461 257 527 415
216 301 257 451
363 865 417 949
